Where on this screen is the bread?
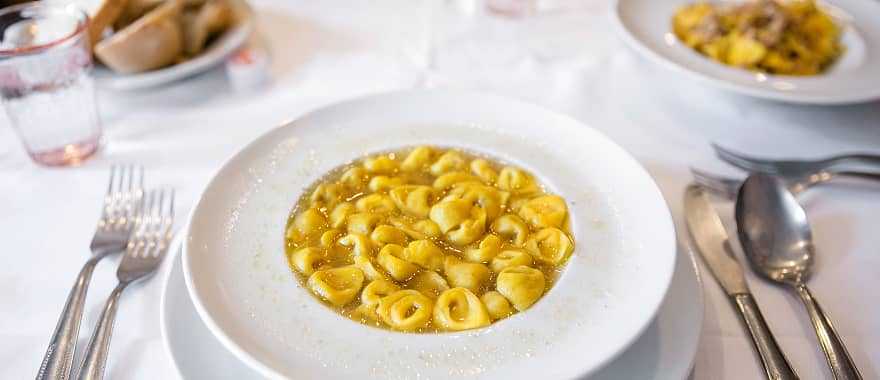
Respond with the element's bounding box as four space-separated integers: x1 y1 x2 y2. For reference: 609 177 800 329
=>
94 0 184 73
87 0 129 48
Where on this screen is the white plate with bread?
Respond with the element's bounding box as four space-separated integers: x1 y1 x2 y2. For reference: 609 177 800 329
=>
78 0 254 90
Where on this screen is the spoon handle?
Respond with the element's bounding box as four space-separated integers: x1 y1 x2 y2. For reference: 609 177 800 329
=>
794 284 862 380
732 293 799 380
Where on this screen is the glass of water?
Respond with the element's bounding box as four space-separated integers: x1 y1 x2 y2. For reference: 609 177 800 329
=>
0 2 100 166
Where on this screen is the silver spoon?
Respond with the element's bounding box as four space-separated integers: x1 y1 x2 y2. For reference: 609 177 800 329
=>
735 173 862 380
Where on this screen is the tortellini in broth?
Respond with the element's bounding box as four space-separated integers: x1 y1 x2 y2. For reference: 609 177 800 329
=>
285 146 575 332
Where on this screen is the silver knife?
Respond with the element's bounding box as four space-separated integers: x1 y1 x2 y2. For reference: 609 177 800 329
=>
684 185 799 380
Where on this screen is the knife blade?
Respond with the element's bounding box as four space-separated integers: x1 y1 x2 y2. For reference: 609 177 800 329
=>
684 184 799 380
684 184 748 295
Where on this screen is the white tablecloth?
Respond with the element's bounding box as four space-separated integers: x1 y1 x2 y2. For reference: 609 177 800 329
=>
2 1 878 379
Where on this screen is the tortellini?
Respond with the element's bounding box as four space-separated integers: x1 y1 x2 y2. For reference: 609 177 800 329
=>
491 214 529 246
464 234 502 263
444 256 490 294
338 233 373 257
406 270 449 299
370 225 408 246
497 167 539 194
377 290 433 331
308 267 365 307
363 155 398 174
496 266 545 311
389 185 434 218
377 244 419 281
429 199 487 246
310 183 342 208
356 194 397 215
353 255 386 281
444 183 509 221
481 291 513 320
401 146 435 171
430 151 466 176
368 176 404 192
289 208 326 239
291 247 324 276
433 288 491 331
320 229 343 247
470 159 498 183
329 202 356 229
361 279 400 305
340 167 368 190
403 240 444 271
346 212 381 235
285 146 576 333
525 227 573 265
389 216 442 240
518 195 567 229
433 171 481 190
490 249 533 273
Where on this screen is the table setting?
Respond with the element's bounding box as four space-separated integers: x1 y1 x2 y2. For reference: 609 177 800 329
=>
1 0 878 379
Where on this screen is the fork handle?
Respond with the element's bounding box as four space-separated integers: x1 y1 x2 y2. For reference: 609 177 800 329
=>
76 282 128 380
37 257 101 380
794 284 862 380
827 155 880 173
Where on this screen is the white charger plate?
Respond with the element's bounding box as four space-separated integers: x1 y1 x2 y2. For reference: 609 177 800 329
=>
613 0 880 105
162 237 704 379
182 90 678 379
93 0 254 91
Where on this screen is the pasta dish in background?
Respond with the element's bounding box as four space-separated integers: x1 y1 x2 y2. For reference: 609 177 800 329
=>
673 0 843 75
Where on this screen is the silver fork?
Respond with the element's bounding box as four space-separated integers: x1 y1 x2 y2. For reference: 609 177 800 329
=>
38 165 143 380
692 167 880 200
76 189 175 380
712 143 880 179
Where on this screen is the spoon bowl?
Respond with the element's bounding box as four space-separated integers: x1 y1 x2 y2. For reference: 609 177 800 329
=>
735 174 814 284
735 173 862 380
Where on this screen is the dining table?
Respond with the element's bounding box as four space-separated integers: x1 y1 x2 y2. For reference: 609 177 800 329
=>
1 0 878 379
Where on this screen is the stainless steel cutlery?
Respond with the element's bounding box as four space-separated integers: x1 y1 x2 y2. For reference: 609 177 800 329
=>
37 167 174 380
691 146 867 380
38 166 144 380
684 185 798 380
712 143 880 180
77 189 175 380
736 174 861 380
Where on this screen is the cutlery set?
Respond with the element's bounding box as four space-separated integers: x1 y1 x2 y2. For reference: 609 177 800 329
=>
687 145 870 380
37 166 175 380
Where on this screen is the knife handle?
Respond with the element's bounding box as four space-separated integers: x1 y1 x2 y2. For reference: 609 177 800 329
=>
732 293 799 380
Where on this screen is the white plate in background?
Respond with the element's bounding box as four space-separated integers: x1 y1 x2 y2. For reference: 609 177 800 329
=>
182 90 678 379
613 0 880 105
92 0 254 91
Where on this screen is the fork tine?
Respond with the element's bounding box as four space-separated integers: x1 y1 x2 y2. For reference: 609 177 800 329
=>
167 190 175 219
690 168 741 199
106 165 117 198
137 166 145 193
712 143 781 174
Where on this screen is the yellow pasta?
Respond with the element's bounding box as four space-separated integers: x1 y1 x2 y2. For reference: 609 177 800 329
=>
491 214 530 246
308 267 365 307
377 290 433 331
290 247 324 276
377 244 420 281
672 0 843 75
497 266 545 311
433 288 491 331
481 291 513 320
464 234 502 263
285 146 576 333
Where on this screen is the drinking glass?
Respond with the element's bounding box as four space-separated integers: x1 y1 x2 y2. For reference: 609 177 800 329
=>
0 2 101 166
